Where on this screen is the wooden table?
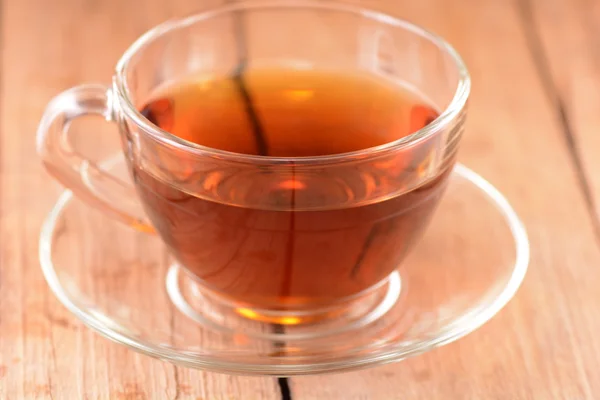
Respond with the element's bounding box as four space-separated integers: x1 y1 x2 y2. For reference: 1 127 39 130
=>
1 0 600 398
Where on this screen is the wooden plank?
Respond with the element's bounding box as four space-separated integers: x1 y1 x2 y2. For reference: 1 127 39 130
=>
2 0 600 399
288 0 600 398
0 0 279 398
522 0 600 229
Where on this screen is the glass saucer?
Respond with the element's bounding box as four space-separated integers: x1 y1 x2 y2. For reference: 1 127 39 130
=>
39 156 529 376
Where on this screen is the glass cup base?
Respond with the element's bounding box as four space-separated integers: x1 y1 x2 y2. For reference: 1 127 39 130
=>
39 155 529 375
167 262 402 340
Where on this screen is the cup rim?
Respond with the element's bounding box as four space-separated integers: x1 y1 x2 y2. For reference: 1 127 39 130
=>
114 0 471 165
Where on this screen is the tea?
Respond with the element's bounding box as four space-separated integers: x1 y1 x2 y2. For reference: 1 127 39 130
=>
134 68 451 312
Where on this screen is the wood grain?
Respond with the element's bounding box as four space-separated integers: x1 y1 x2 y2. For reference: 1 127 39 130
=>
522 0 600 232
1 0 599 399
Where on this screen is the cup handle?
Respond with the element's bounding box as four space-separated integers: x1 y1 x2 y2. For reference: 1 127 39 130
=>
36 84 154 233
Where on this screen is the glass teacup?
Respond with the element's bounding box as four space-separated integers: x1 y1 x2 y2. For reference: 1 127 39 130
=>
37 0 470 325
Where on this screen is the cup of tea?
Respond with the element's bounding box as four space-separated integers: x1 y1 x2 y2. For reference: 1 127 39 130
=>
37 0 470 325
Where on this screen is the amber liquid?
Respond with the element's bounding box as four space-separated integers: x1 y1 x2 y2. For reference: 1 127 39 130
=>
135 68 450 311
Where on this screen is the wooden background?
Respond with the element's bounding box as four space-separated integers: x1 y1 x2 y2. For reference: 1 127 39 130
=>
1 0 600 398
